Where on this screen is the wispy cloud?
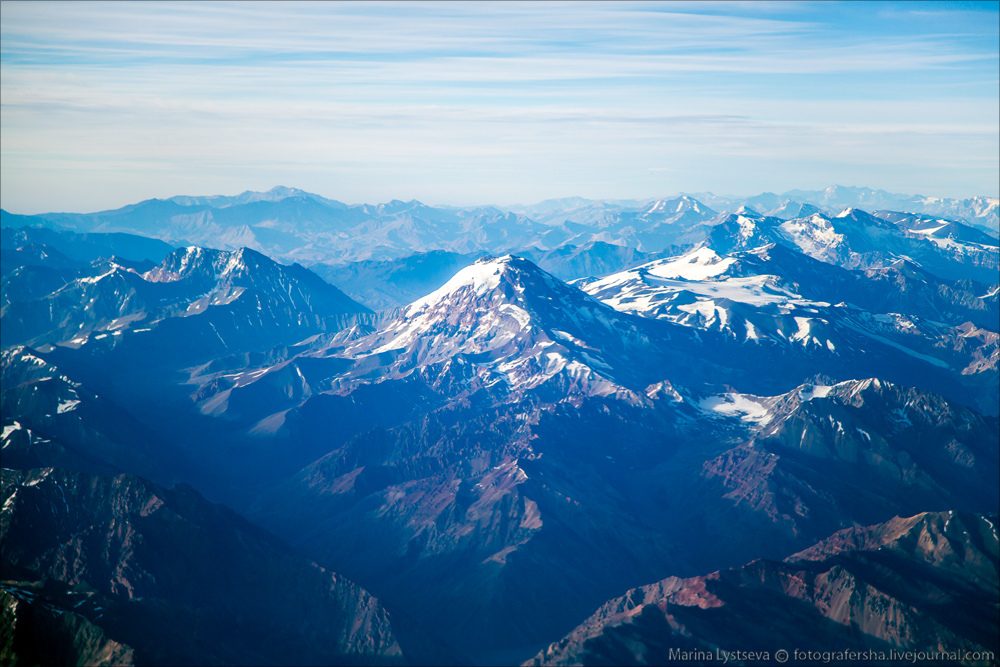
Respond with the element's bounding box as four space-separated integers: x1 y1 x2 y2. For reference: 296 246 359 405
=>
1 1 997 212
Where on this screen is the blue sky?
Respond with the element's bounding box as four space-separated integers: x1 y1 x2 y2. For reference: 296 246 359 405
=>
1 1 997 213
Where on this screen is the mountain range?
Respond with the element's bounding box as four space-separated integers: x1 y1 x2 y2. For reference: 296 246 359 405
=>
2 186 997 666
3 185 996 269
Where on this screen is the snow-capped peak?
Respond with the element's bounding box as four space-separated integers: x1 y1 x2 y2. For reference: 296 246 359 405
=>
407 255 513 312
644 247 736 281
335 256 659 400
642 196 706 217
145 246 264 283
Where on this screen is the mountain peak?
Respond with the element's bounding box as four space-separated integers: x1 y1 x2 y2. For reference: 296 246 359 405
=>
342 255 658 397
265 185 301 195
640 246 736 280
406 254 519 312
236 185 314 202
643 196 708 216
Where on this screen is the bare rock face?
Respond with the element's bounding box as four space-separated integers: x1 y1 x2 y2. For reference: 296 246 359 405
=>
2 586 136 667
0 467 403 666
528 511 999 666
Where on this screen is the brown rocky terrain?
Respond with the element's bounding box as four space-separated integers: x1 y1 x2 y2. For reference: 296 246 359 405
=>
529 511 999 666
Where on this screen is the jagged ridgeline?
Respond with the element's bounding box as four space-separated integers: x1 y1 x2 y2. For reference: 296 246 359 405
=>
2 188 998 666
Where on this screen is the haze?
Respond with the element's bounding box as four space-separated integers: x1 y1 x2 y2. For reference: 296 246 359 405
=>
1 0 998 214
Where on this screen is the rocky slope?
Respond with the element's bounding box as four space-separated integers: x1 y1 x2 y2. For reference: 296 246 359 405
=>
0 467 403 666
2 584 137 667
681 378 1000 563
529 511 999 666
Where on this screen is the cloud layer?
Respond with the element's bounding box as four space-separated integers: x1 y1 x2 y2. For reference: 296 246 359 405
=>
2 1 997 212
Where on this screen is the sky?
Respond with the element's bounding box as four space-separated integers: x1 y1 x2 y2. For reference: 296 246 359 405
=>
1 1 997 213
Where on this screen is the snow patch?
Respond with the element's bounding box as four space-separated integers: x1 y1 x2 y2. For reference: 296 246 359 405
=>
791 317 812 342
646 247 736 281
699 393 771 423
24 469 53 487
1 422 23 440
77 269 115 284
799 385 833 401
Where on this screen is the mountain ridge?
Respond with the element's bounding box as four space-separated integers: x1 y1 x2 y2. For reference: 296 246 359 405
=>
528 510 999 666
4 185 995 267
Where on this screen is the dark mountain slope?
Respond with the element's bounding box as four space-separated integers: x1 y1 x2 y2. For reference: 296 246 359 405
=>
1 346 192 485
0 467 403 666
0 226 175 264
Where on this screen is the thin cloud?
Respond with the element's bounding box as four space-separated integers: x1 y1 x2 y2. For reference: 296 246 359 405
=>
1 1 997 212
